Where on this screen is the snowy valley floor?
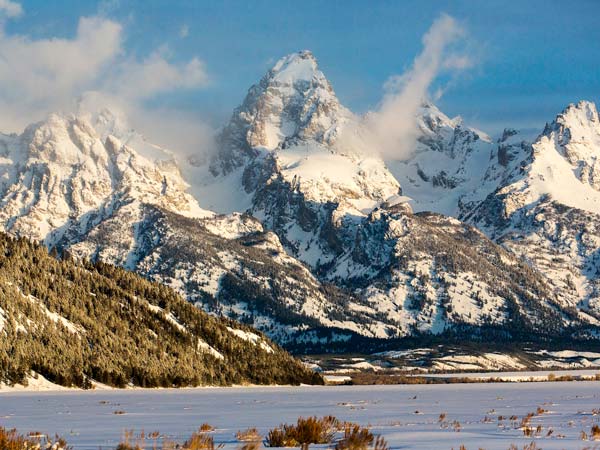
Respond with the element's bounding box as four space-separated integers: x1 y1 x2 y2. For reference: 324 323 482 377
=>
2 382 600 449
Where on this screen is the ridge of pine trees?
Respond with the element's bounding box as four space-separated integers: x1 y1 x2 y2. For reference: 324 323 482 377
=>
0 233 323 388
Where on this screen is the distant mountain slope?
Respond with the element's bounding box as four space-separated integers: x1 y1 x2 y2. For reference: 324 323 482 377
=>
386 103 495 216
64 204 395 345
386 99 600 327
463 101 600 321
0 112 212 246
0 233 322 388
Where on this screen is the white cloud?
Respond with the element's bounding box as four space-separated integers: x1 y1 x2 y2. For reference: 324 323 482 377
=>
105 48 208 100
368 14 473 160
0 13 209 136
0 17 121 109
0 0 22 18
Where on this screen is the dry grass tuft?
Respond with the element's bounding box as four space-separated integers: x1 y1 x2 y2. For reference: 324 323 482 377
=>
236 428 262 450
184 431 224 450
452 420 462 432
591 424 600 440
236 428 261 442
507 443 540 450
334 424 388 450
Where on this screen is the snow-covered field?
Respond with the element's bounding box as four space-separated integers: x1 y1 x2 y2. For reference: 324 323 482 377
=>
419 369 600 381
2 383 600 449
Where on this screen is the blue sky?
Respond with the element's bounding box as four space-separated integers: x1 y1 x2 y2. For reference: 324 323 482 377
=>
2 0 600 136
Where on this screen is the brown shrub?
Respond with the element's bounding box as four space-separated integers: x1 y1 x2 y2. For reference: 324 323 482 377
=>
116 444 141 450
265 416 339 448
0 428 31 450
265 427 295 448
0 428 70 450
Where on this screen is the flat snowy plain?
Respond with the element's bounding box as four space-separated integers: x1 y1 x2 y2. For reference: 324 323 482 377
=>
2 382 600 449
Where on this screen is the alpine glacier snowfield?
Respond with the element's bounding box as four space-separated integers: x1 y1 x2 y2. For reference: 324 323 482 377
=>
2 383 600 449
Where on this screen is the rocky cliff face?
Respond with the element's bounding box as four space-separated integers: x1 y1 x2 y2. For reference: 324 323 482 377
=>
210 51 402 270
461 102 600 321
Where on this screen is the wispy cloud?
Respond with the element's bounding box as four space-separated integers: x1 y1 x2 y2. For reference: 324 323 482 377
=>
369 14 474 160
0 2 212 159
103 46 208 101
0 16 122 126
0 0 22 18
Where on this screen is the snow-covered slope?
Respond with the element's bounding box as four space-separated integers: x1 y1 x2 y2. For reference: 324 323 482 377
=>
381 100 600 325
66 204 406 345
0 112 212 247
0 110 395 346
462 101 600 321
386 103 495 216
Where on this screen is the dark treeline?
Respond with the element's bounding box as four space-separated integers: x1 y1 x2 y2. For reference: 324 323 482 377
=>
0 233 322 388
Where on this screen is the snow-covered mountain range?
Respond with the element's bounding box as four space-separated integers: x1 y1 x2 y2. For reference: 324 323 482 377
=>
2 50 600 350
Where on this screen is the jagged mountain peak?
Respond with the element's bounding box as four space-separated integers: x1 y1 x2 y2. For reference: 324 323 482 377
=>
558 100 599 126
212 50 354 176
528 100 600 198
14 112 173 176
269 50 326 85
0 110 212 244
386 102 495 216
201 51 402 269
498 128 520 143
460 101 600 321
18 112 112 165
416 102 492 146
417 102 463 131
539 100 600 150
